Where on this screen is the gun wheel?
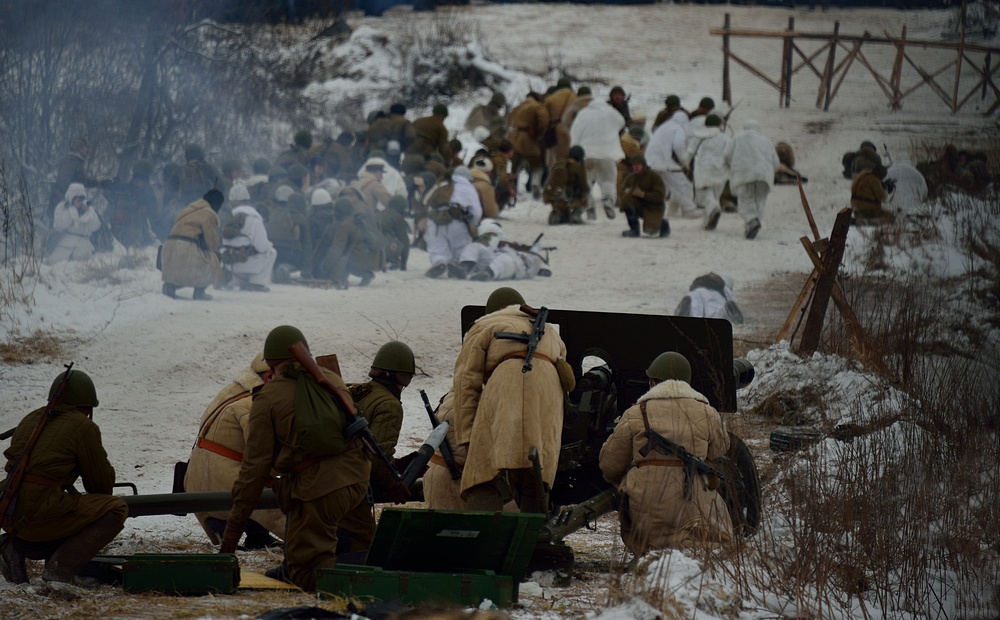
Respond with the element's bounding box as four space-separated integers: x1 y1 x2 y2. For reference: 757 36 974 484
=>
717 432 761 537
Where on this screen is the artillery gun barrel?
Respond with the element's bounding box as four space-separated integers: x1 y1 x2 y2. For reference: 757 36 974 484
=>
123 490 279 518
733 358 755 390
537 488 617 544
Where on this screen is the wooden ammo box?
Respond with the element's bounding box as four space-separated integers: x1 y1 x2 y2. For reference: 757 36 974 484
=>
317 509 545 608
121 553 240 594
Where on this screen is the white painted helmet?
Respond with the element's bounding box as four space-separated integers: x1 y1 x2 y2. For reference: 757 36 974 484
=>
472 126 490 143
311 188 333 206
229 184 251 203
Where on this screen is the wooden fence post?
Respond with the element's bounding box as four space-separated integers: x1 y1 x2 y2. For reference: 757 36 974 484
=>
783 17 795 108
954 0 967 112
797 209 852 357
890 25 906 110
819 21 839 110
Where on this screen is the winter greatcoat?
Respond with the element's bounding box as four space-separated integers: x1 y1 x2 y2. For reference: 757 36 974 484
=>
544 87 577 163
2 405 128 542
685 126 730 189
542 158 589 216
452 305 568 500
410 114 451 163
422 391 470 510
723 121 779 190
223 205 277 286
161 199 222 289
184 366 284 541
342 173 393 215
599 380 733 554
850 170 889 221
507 99 550 160
228 364 371 591
646 111 689 173
471 167 500 220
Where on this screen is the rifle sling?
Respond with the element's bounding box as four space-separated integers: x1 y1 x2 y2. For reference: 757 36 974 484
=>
640 402 694 500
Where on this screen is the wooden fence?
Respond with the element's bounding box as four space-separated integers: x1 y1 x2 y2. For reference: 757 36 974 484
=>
710 6 1000 114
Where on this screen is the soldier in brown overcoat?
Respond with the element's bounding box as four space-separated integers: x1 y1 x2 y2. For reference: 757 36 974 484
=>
161 190 224 300
620 154 668 238
599 352 733 555
543 79 577 167
452 288 570 513
507 93 550 200
184 353 285 549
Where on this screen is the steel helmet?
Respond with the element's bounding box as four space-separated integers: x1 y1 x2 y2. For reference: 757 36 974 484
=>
486 287 524 314
264 325 308 360
274 185 294 203
311 188 333 207
229 184 251 203
646 352 692 383
372 341 415 374
48 369 99 407
472 126 491 143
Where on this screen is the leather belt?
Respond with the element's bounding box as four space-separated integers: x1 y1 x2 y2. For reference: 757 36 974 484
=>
168 234 200 244
501 350 555 366
430 454 463 472
23 473 59 486
196 437 243 462
636 459 685 468
851 195 879 204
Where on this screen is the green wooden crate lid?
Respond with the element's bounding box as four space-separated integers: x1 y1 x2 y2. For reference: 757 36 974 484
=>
364 509 544 583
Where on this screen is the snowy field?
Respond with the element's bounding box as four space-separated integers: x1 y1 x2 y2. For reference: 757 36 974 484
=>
2 2 998 618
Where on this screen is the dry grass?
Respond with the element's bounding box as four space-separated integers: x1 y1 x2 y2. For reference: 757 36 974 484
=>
0 329 74 364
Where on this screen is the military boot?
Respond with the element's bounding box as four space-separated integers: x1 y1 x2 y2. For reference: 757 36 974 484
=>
42 513 125 587
0 534 29 584
621 208 640 238
162 283 178 299
659 220 671 238
192 288 213 301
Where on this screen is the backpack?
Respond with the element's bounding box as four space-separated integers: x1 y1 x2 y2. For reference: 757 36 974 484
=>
426 181 455 208
221 212 246 240
266 207 300 245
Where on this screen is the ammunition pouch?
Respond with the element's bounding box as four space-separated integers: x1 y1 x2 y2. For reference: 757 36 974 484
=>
271 476 300 513
431 204 467 226
555 358 576 393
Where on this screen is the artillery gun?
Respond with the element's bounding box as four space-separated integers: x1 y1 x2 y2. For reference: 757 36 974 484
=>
2 309 759 576
459 307 761 568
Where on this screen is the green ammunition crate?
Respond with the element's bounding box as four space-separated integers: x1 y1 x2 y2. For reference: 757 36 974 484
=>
121 553 240 595
317 508 545 608
319 565 513 608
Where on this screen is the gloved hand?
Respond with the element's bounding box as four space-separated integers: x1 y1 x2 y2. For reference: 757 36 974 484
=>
218 520 245 554
630 187 645 198
384 479 411 505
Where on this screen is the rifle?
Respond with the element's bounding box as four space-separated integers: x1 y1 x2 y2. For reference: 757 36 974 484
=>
721 98 743 133
495 305 549 373
419 390 462 481
288 342 402 482
638 429 726 500
0 363 74 534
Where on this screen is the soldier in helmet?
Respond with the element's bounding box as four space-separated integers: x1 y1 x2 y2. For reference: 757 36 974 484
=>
275 130 316 171
620 154 668 238
406 104 452 168
451 287 571 513
184 353 284 550
339 342 421 555
220 326 371 592
1 369 128 586
542 145 589 225
599 352 733 555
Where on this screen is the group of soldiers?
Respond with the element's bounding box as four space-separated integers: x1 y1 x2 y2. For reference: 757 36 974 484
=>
841 140 935 225
2 286 734 592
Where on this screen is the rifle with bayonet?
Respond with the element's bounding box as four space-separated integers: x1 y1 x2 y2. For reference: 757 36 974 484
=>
638 427 726 500
420 389 462 481
0 363 74 535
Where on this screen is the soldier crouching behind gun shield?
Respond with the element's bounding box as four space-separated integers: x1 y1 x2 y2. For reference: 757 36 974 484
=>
439 287 575 514
599 352 733 556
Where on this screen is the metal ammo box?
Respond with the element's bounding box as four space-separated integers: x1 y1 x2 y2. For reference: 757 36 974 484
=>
120 553 241 594
316 508 545 608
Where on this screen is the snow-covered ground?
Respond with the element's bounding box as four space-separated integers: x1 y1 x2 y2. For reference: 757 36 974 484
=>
2 3 998 618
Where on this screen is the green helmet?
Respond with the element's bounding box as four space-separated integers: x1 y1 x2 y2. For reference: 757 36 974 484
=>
568 145 585 162
372 341 415 374
705 114 722 128
48 369 99 407
388 195 409 213
489 92 506 107
486 286 525 314
646 352 692 383
294 129 313 149
287 164 308 181
264 325 308 360
577 86 592 97
699 97 715 110
665 95 681 108
432 103 449 117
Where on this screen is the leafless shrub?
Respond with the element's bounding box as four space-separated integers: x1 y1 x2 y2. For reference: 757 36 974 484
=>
74 249 152 285
0 160 39 329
